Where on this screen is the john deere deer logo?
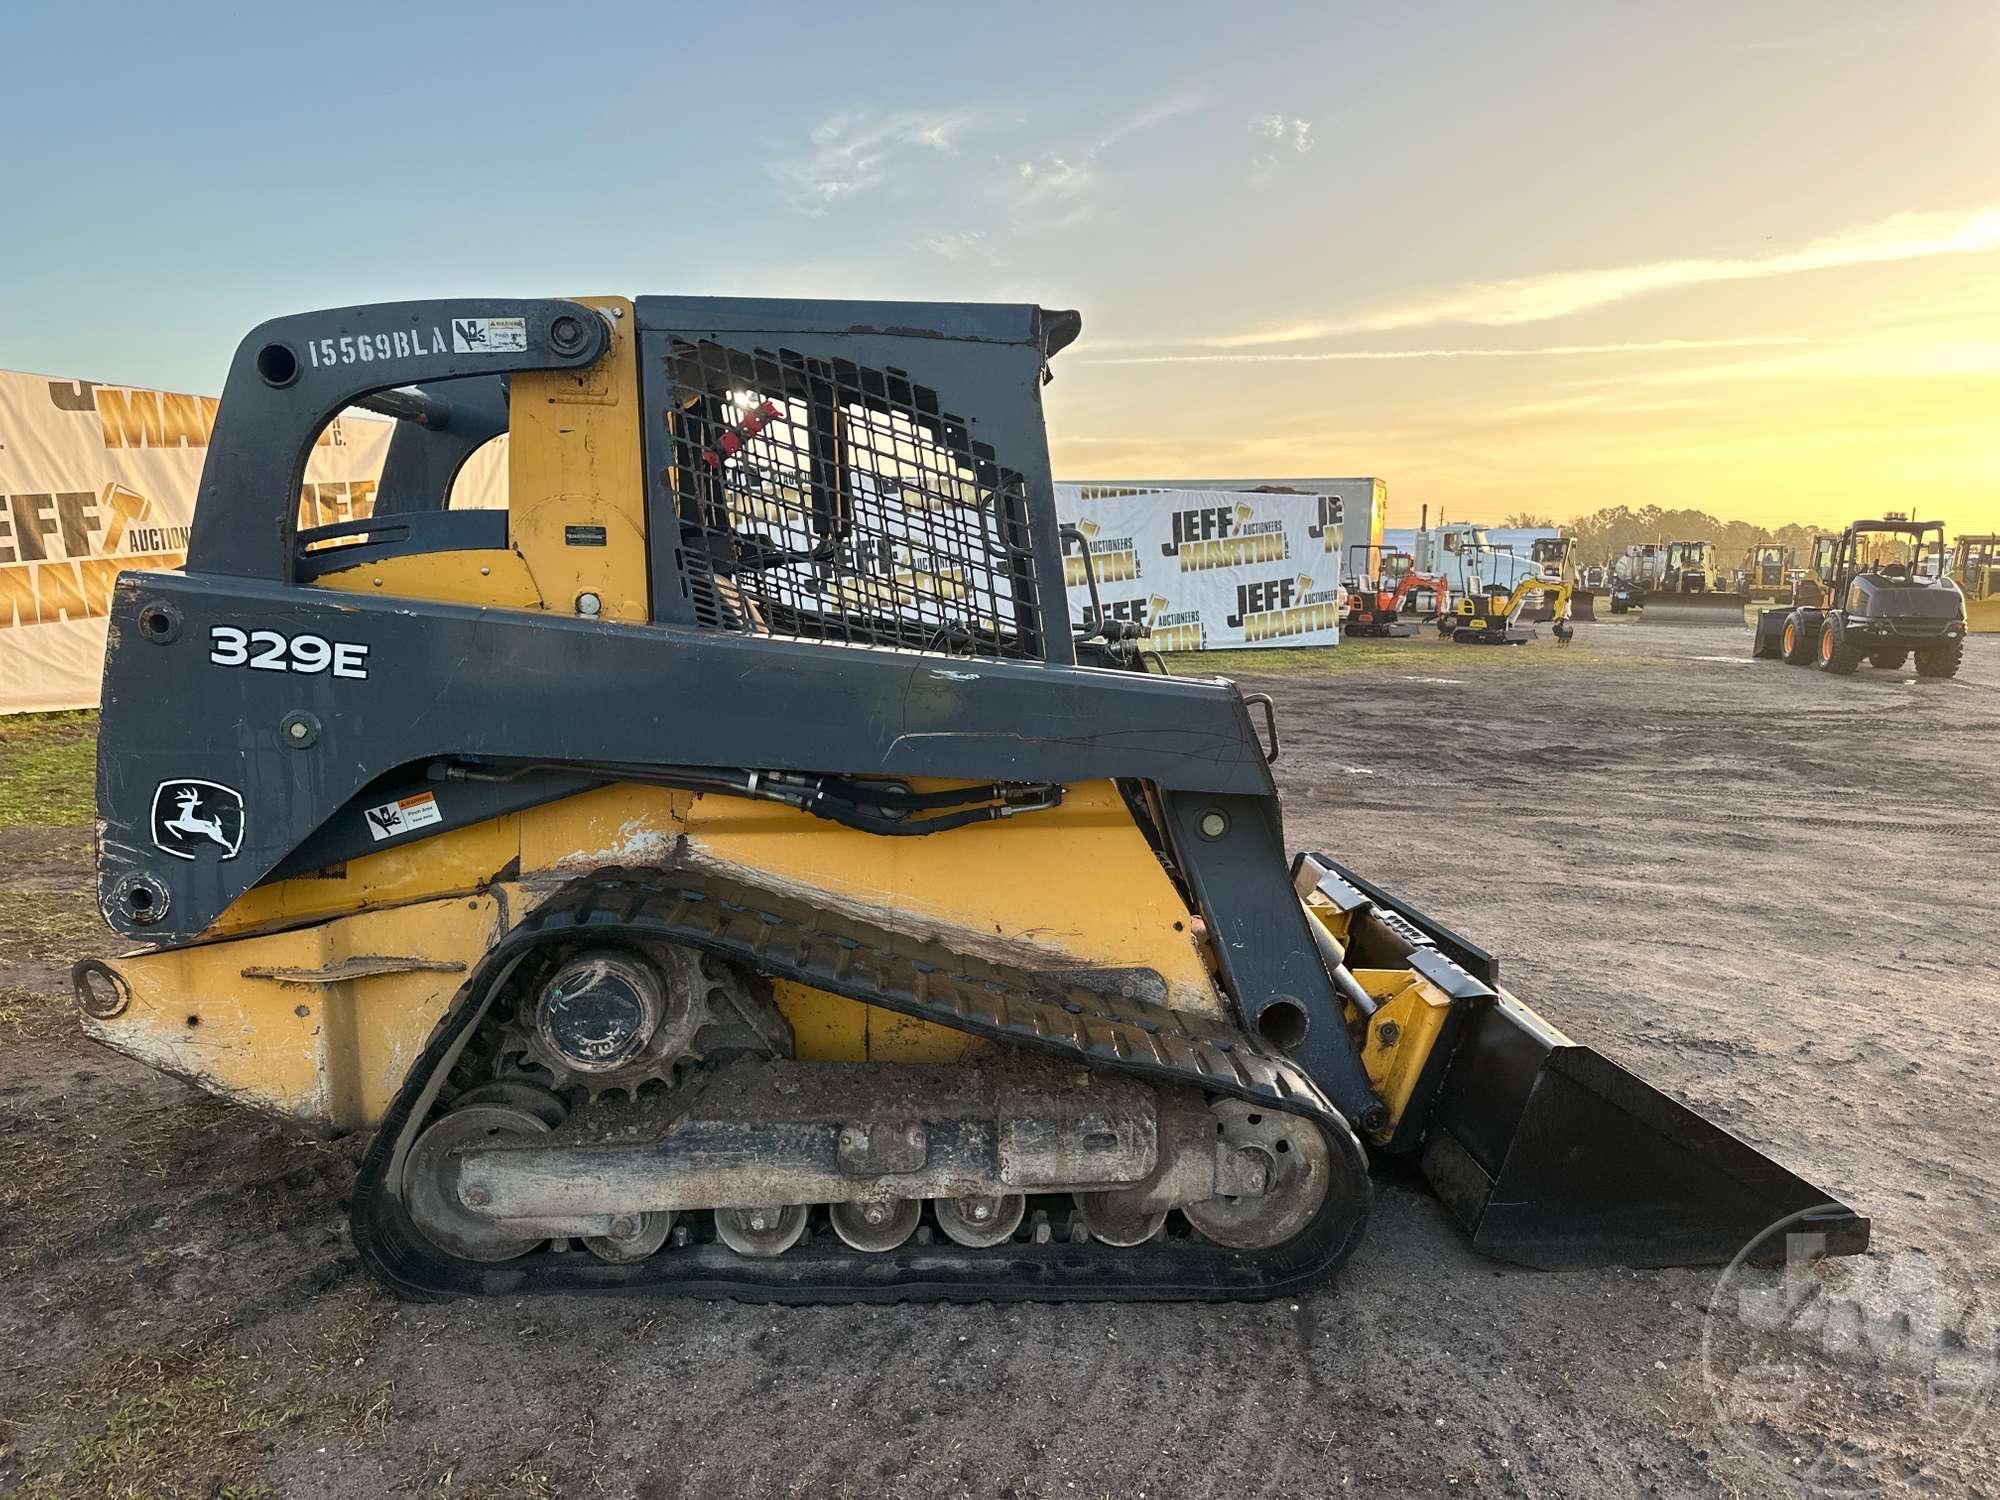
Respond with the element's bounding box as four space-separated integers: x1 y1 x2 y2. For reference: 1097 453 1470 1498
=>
149 780 245 861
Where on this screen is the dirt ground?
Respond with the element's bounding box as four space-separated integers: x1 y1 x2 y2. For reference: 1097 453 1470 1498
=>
2 622 1996 1499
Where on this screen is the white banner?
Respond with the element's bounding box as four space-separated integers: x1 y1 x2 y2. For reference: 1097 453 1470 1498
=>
0 370 504 714
1056 484 1353 650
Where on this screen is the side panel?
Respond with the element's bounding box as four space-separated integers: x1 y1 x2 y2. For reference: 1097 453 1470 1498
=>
81 892 507 1130
95 572 1273 942
84 780 1224 1126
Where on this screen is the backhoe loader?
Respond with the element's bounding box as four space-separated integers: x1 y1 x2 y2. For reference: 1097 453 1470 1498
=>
74 296 1863 1300
1740 545 1793 602
1523 535 1596 623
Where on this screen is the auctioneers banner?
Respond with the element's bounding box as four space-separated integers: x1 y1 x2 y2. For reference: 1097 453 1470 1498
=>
0 369 501 715
1055 484 1353 651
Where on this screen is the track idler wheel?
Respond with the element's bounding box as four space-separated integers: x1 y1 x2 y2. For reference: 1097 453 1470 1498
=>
404 1103 554 1263
1183 1100 1334 1250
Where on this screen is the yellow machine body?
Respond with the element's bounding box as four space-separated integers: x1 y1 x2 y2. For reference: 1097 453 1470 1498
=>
85 777 1235 1131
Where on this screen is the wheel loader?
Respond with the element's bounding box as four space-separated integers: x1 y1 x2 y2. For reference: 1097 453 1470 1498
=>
74 295 1865 1300
1752 518 1966 677
1741 544 1793 602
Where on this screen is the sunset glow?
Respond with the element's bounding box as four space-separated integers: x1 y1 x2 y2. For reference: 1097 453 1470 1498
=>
2 3 1994 534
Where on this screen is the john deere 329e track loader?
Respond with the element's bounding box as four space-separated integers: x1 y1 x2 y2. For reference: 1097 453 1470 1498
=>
77 297 1865 1300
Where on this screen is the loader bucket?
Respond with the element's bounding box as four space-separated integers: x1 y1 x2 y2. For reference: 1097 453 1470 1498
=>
1421 993 1869 1268
1636 589 1754 626
1751 608 1789 659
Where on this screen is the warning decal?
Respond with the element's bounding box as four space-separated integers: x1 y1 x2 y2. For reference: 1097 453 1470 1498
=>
451 317 528 354
364 790 444 842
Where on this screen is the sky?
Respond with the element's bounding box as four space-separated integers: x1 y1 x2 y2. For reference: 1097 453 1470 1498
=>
2 1 1997 531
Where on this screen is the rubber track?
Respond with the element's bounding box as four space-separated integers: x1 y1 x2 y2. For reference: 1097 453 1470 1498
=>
351 868 1373 1303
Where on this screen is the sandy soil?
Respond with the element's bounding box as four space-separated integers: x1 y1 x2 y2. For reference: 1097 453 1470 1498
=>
1 624 1995 1498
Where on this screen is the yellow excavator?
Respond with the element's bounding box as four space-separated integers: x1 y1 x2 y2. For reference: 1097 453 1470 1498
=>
1436 540 1575 644
72 295 1861 1300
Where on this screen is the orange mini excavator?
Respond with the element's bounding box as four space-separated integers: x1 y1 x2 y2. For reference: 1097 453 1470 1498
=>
1342 545 1449 637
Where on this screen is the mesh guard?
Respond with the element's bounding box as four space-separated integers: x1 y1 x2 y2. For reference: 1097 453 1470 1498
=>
659 339 1044 660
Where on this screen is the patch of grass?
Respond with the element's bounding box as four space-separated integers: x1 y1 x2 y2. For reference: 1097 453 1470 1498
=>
16 1341 392 1500
0 713 98 828
17 1347 293 1500
5 890 104 966
1166 636 1629 678
0 982 68 1040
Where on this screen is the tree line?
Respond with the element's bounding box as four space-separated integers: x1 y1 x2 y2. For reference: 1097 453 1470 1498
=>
1501 506 1835 567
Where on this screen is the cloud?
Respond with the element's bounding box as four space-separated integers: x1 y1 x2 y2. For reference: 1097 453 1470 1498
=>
1006 94 1200 229
1005 155 1098 229
1251 114 1314 153
1247 114 1313 186
919 231 1000 265
772 108 979 213
1091 93 1204 157
1574 338 2000 392
1080 335 1811 365
1183 203 2000 346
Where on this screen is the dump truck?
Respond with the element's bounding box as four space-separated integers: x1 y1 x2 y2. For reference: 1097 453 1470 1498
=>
1752 518 1966 676
73 295 1865 1300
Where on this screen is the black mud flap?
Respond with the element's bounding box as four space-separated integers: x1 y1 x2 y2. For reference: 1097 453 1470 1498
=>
1421 994 1870 1269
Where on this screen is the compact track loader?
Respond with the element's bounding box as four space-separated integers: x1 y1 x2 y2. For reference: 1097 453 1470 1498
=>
77 296 1865 1301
